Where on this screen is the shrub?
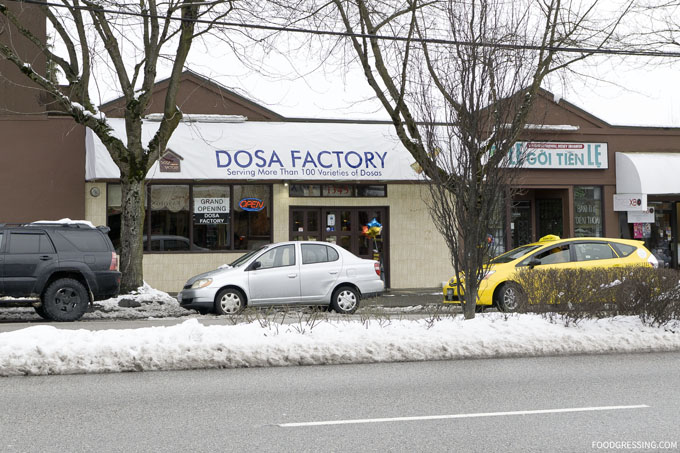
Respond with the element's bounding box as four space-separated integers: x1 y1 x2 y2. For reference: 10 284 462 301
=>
512 266 680 326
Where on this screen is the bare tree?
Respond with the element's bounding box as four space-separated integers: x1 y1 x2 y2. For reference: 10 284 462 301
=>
0 0 244 291
312 0 628 318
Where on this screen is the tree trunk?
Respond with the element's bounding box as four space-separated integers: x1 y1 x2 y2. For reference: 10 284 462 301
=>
462 301 476 320
119 177 146 293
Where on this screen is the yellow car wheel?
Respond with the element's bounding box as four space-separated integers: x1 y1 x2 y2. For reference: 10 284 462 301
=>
495 283 523 312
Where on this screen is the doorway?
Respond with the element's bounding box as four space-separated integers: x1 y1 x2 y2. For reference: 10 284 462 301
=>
537 198 564 238
511 192 566 248
290 206 389 286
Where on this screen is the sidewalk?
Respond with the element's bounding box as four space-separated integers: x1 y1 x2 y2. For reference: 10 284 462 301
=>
367 287 444 307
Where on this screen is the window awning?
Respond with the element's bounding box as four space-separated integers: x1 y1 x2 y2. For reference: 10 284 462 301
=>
616 152 680 194
85 119 422 182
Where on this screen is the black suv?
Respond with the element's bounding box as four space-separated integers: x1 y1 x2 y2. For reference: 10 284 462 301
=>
0 222 121 321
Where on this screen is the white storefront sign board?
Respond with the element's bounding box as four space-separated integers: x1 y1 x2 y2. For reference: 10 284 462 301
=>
627 207 655 223
613 193 647 211
505 142 608 169
86 120 422 181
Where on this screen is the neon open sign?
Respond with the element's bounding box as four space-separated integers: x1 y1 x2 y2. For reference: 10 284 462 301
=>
239 198 265 211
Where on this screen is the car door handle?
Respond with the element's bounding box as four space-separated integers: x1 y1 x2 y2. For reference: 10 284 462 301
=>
329 271 338 275
288 273 298 278
39 255 53 261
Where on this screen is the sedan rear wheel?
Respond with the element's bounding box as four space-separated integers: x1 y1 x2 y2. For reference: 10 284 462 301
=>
331 286 359 314
215 288 245 315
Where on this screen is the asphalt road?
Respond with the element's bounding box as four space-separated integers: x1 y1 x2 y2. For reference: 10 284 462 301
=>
1 353 679 452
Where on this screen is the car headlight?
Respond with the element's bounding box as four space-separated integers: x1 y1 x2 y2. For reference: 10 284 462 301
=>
191 278 213 289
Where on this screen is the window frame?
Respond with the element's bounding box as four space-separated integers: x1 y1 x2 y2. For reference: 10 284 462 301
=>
7 231 55 254
573 241 618 262
107 182 273 253
301 243 339 265
252 244 296 270
289 183 387 198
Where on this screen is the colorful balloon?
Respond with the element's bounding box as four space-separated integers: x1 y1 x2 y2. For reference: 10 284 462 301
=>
367 218 382 229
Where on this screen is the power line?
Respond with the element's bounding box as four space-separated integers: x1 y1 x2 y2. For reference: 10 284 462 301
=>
7 0 680 59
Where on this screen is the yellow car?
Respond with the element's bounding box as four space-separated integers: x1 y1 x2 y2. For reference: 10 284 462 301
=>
442 235 658 312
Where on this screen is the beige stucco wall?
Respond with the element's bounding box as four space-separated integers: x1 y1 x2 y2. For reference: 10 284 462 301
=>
85 183 453 293
85 182 107 226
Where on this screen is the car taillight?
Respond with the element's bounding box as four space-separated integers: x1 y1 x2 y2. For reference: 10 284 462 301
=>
374 262 381 276
110 252 119 271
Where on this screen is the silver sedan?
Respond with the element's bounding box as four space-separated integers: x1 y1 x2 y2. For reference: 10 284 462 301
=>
177 241 385 314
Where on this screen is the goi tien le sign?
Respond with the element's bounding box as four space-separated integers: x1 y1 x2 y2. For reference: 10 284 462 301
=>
504 142 608 170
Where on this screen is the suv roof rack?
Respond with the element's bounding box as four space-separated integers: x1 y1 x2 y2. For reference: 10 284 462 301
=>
0 222 101 229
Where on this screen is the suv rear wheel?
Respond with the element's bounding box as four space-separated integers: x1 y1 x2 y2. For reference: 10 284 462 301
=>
33 304 50 320
42 278 89 321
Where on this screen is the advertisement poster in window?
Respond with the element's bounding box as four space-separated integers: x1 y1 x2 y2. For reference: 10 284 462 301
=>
194 197 229 224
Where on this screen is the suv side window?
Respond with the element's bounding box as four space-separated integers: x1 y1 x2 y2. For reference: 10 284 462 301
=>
574 242 616 261
58 230 108 252
0 232 3 250
8 232 55 254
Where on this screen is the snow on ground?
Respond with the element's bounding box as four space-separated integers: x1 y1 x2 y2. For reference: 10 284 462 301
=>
1 285 680 376
0 283 189 321
2 312 680 376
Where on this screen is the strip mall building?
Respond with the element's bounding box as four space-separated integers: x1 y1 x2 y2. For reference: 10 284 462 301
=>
3 62 680 291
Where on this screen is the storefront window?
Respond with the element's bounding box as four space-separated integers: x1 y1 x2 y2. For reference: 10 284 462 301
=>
574 186 603 237
106 184 123 250
193 185 230 250
106 183 272 252
150 185 190 250
233 185 272 250
289 184 386 197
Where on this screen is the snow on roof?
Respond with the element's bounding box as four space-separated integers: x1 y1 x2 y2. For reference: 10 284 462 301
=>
31 218 96 228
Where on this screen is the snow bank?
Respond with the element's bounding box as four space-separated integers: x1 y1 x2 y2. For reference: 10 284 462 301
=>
1 314 679 376
0 282 188 321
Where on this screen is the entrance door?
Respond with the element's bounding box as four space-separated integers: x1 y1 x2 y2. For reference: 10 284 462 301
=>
511 201 532 247
290 206 389 286
537 199 563 238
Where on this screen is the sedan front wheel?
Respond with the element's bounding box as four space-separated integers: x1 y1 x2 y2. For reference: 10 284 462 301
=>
214 288 245 315
331 286 359 314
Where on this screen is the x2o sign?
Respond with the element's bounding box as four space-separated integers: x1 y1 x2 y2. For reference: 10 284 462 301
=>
613 193 647 211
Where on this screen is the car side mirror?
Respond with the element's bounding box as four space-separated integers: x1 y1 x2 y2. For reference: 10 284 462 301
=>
248 261 262 271
528 259 541 269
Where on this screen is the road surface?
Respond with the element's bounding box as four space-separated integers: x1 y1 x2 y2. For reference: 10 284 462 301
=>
1 352 679 452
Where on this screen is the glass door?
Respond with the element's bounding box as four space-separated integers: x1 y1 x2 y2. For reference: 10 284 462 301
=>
537 199 563 238
321 209 353 252
511 201 532 247
290 208 320 241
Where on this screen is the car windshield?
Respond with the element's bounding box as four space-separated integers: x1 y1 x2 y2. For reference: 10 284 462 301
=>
491 244 543 264
228 246 268 267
